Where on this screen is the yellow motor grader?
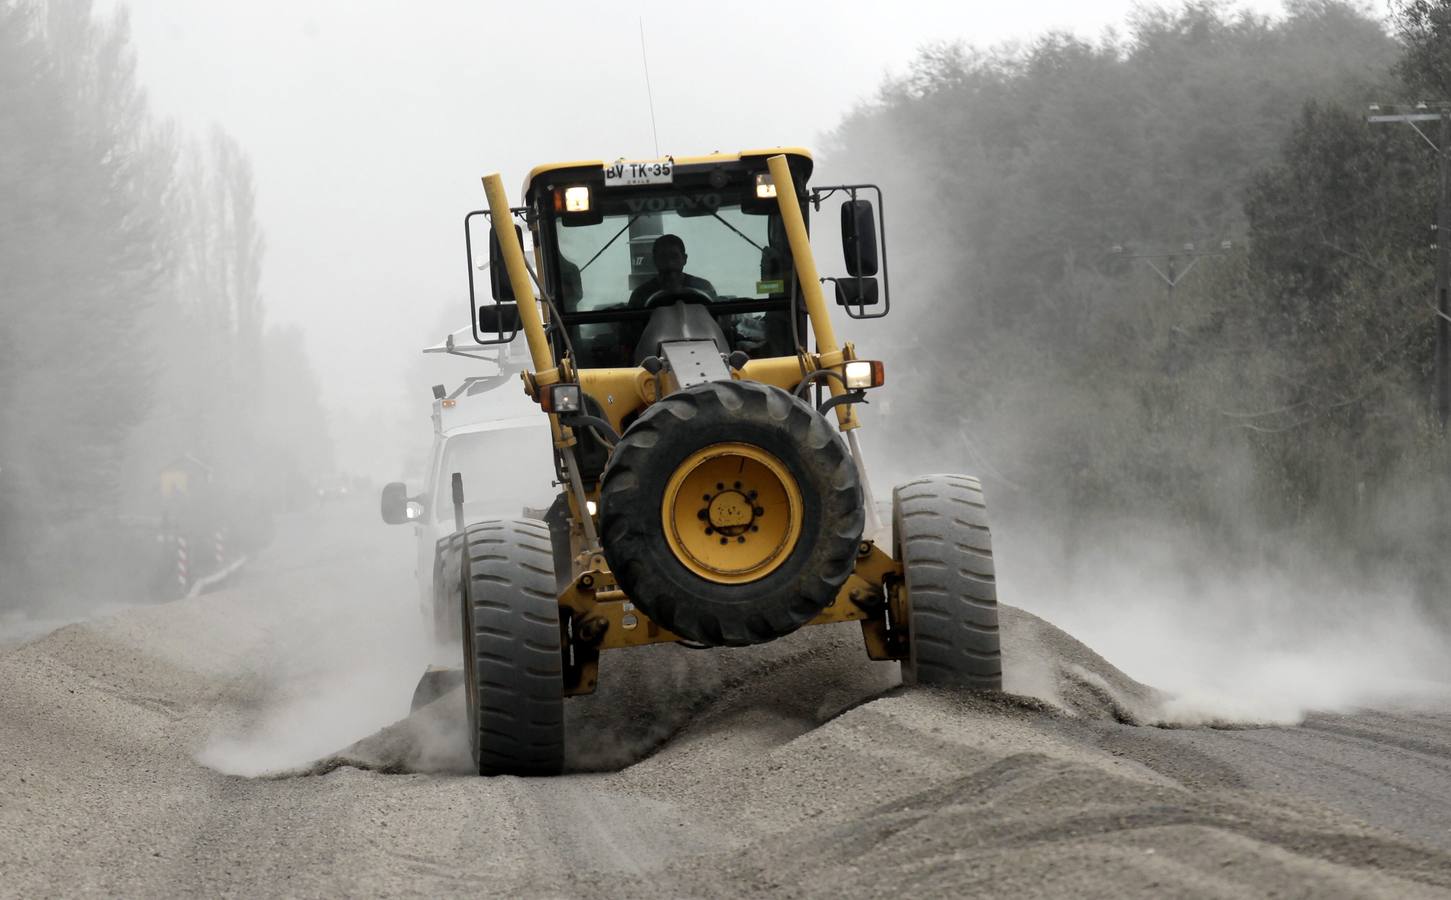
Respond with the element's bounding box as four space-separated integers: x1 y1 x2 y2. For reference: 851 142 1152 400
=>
447 149 1000 776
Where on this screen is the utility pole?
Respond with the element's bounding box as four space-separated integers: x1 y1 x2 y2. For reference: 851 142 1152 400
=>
1442 110 1450 428
1110 241 1233 299
1109 241 1233 377
1368 102 1451 428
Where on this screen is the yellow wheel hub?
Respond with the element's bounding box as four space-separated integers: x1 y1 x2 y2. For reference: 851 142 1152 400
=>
661 442 803 584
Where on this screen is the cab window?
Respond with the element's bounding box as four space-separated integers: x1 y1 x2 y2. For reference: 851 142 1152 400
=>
551 184 797 367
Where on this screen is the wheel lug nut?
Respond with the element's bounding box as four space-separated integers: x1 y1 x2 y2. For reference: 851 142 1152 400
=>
733 481 742 489
716 482 724 490
737 536 745 543
750 525 758 532
697 509 708 520
719 537 728 545
705 526 714 535
753 507 764 516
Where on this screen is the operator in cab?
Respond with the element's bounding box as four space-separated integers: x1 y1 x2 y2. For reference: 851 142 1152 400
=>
627 234 718 307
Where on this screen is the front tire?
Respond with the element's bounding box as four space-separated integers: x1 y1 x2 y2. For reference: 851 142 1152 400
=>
599 380 863 647
460 519 565 776
894 474 1002 689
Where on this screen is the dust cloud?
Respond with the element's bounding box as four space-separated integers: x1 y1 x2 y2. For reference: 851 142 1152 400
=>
196 648 432 778
1001 522 1451 726
853 387 1451 729
186 509 439 778
822 0 1451 729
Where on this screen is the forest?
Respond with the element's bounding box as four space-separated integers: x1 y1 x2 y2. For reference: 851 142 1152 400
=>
835 0 1451 600
0 0 331 613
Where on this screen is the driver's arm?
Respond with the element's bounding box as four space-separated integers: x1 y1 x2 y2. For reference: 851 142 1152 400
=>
689 274 719 300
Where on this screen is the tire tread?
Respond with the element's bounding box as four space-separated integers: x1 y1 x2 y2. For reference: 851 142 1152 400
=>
895 475 1003 689
461 518 565 776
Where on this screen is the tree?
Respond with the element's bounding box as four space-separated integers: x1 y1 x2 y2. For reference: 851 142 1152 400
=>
827 2 1406 534
0 0 329 612
0 0 175 609
1392 0 1451 99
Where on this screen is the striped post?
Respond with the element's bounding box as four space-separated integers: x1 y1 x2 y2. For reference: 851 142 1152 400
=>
176 536 189 590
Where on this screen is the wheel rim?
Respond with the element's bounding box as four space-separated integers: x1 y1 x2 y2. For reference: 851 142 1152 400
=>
660 442 803 584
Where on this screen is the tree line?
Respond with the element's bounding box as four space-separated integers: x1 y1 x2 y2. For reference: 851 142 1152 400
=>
0 0 331 613
834 0 1451 591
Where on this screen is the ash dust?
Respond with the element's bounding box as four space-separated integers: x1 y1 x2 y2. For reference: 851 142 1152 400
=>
282 599 1274 779
203 515 1451 780
998 519 1451 728
11 504 1451 898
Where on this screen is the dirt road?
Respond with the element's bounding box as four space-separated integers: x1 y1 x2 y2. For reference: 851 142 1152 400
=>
3 502 1451 897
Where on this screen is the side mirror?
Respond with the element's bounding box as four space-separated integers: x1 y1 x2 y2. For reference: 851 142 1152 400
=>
380 482 415 525
834 277 880 307
488 223 525 302
478 302 521 335
840 200 879 277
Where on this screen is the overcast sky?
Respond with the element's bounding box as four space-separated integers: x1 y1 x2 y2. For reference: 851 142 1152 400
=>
110 0 1294 463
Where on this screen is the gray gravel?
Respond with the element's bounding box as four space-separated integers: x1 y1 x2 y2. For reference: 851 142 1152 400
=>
3 502 1451 898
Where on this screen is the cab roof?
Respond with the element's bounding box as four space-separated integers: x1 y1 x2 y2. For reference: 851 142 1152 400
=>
443 413 546 440
521 147 814 199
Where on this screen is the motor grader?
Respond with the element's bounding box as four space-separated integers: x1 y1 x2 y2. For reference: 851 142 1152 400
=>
445 148 1000 776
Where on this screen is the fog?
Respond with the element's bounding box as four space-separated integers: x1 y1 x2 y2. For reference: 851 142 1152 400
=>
102 0 1289 470
5 0 1451 738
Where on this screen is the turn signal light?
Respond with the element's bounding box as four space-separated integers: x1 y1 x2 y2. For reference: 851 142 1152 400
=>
843 360 885 389
541 383 582 413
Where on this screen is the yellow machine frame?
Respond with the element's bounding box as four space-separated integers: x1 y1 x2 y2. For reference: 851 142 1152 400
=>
482 154 903 694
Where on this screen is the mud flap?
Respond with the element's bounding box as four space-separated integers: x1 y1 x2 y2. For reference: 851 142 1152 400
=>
409 665 464 713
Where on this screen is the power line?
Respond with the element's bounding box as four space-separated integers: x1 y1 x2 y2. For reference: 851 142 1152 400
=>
638 18 660 158
1109 241 1234 298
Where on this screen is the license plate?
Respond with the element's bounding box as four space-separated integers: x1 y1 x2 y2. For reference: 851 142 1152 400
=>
604 159 673 187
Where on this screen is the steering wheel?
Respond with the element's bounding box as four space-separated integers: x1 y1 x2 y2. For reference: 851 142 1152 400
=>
643 286 715 309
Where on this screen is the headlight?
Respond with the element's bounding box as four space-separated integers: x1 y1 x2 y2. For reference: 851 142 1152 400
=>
843 360 885 389
564 185 591 213
542 383 582 413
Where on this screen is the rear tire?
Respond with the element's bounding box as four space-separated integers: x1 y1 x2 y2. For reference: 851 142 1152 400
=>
894 474 1002 690
431 534 464 646
460 519 565 776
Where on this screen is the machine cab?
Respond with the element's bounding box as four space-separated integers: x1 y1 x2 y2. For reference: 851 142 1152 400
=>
508 150 816 369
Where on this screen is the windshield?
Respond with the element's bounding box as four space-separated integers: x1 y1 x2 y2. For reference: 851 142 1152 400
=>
433 428 555 523
554 187 792 313
550 185 798 367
